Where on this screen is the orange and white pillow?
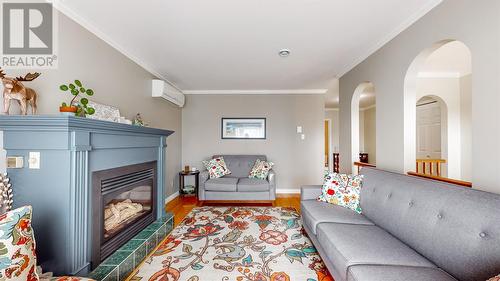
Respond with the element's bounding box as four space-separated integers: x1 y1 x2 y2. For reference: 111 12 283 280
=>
0 206 39 281
318 173 363 214
202 157 231 179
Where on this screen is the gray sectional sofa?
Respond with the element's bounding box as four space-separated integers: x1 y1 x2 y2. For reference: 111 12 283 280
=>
199 155 276 201
301 167 500 281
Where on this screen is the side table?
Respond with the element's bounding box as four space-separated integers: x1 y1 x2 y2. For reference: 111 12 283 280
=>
179 170 200 197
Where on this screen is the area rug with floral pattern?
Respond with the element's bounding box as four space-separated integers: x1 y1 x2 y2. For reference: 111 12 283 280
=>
130 207 333 281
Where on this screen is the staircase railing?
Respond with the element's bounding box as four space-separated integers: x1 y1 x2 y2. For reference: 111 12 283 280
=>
407 172 472 188
353 161 376 174
416 158 446 177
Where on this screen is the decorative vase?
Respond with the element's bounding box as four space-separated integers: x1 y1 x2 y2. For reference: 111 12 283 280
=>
59 106 78 116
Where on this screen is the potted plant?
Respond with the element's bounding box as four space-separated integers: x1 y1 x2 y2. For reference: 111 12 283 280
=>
59 80 95 116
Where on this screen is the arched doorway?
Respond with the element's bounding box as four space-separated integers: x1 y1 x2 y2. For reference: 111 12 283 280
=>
351 82 376 174
404 40 472 181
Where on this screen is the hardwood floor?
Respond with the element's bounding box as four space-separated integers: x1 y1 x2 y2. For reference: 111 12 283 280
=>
166 193 301 226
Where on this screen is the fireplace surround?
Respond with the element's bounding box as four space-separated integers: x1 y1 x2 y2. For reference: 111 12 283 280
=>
0 116 173 275
92 161 157 268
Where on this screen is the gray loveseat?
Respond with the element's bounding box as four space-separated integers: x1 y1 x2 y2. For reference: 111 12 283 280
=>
301 168 500 281
199 155 276 201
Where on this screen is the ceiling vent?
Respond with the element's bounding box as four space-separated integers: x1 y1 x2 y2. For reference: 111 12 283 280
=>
152 79 185 107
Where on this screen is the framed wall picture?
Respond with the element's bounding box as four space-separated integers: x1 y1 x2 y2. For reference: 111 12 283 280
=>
221 118 266 139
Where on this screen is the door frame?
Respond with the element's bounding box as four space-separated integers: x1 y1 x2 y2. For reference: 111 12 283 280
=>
324 119 333 171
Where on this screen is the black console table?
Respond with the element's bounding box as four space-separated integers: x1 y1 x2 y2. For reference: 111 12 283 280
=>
179 170 200 197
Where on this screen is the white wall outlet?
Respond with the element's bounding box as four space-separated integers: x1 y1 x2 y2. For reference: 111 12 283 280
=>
296 126 303 133
6 156 23 168
28 152 40 169
301 134 306 140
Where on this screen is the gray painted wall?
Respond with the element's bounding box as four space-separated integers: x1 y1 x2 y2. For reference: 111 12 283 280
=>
339 0 500 193
182 94 325 191
0 13 182 197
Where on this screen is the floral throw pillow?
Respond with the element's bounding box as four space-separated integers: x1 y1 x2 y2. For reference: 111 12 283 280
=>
318 173 363 214
249 159 274 179
488 274 500 281
202 157 231 179
0 206 39 281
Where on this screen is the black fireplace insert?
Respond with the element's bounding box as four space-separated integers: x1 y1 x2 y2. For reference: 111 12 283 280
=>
91 161 157 269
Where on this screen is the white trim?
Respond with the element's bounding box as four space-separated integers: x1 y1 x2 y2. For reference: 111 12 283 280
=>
276 189 301 194
324 119 333 171
51 1 184 93
165 191 180 204
325 108 339 111
183 89 328 95
338 0 443 77
360 104 376 111
417 72 462 78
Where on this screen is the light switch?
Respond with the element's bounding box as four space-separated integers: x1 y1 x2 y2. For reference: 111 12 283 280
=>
297 126 303 133
28 152 40 169
301 134 306 140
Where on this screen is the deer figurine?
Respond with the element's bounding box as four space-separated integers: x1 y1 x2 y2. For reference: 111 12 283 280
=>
0 68 41 115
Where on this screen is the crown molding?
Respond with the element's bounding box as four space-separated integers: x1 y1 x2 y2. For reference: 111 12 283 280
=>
360 104 376 111
338 0 443 77
417 71 462 78
51 1 184 93
183 89 328 95
325 108 339 111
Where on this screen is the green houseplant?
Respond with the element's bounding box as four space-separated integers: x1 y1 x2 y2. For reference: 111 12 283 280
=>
59 80 95 116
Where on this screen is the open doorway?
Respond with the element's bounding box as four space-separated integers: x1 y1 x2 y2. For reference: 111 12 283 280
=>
351 82 376 174
416 96 447 176
404 40 472 182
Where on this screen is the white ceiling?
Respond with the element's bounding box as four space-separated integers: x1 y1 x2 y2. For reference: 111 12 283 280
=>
56 0 441 93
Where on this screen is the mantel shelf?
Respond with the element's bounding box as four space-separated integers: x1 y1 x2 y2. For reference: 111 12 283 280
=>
0 115 174 137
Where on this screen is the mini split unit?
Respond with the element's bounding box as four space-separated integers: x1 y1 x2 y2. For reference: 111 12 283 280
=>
151 79 185 107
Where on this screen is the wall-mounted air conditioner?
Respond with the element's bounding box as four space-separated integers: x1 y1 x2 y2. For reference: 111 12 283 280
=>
152 79 185 107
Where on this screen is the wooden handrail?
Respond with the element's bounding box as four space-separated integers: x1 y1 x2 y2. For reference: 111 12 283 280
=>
407 172 472 188
416 158 446 176
353 161 376 174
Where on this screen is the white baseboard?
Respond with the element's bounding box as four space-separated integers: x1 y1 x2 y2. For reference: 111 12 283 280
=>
276 189 301 194
165 190 298 203
165 191 180 204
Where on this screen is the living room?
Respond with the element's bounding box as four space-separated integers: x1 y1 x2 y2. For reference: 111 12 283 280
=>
0 0 498 281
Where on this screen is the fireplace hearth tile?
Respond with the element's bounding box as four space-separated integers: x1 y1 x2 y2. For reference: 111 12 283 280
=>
118 254 135 280
89 265 116 281
133 243 148 266
146 234 157 252
102 251 132 266
119 239 144 252
157 224 167 238
133 230 154 240
89 214 174 280
144 221 164 232
103 267 118 281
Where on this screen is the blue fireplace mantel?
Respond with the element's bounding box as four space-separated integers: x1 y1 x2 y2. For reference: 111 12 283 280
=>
0 115 174 276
